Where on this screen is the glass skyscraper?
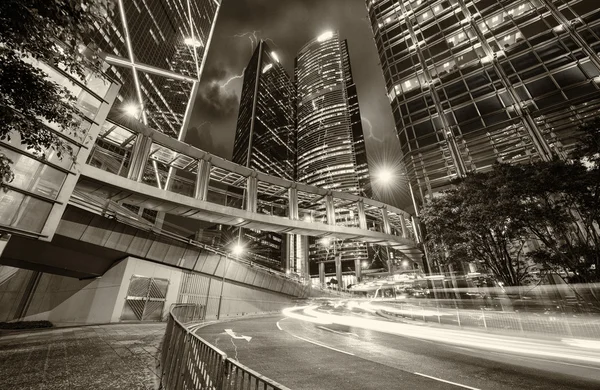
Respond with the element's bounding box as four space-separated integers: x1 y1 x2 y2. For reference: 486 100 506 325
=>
295 31 371 278
232 41 296 270
93 0 221 139
367 0 600 204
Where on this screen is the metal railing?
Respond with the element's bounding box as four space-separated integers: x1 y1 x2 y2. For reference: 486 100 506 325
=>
162 305 291 390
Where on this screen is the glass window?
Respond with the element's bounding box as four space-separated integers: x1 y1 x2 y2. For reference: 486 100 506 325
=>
2 131 78 170
0 148 67 199
0 191 52 233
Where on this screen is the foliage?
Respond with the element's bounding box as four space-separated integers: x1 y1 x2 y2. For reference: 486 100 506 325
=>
573 118 600 168
0 0 113 189
421 170 534 286
421 157 600 286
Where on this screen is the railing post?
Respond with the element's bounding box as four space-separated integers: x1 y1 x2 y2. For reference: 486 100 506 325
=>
325 193 336 225
194 158 211 201
288 186 298 220
357 200 367 230
127 134 152 182
246 175 258 213
381 207 392 235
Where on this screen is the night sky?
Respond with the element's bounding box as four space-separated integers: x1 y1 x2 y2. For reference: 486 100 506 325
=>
186 0 411 209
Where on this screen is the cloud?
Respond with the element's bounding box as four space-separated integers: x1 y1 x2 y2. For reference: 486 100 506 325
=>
186 122 230 158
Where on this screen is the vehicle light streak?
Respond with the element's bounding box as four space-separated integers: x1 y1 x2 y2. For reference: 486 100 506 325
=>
283 306 600 365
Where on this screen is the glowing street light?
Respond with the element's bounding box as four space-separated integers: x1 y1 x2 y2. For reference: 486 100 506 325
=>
319 237 331 246
232 243 244 257
124 103 140 117
375 168 395 185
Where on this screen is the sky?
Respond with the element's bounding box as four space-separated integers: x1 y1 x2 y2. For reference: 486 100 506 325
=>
185 0 410 209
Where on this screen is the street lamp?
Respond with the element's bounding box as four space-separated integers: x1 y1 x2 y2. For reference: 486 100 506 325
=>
232 243 244 257
124 103 140 117
374 167 395 185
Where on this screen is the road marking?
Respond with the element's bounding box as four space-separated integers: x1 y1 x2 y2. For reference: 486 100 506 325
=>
276 317 287 330
413 372 480 390
317 326 359 337
290 334 355 356
224 329 252 342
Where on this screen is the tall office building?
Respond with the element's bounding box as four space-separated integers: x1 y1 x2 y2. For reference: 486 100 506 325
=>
93 0 221 139
367 0 600 204
232 41 297 270
295 31 372 280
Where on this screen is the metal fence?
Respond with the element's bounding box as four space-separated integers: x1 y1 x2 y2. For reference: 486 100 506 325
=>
161 305 291 390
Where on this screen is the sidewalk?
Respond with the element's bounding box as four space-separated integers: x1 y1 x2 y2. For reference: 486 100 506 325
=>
0 323 166 390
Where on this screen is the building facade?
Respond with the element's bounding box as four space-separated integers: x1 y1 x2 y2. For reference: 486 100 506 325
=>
93 0 221 139
295 31 372 279
367 0 600 204
232 41 297 271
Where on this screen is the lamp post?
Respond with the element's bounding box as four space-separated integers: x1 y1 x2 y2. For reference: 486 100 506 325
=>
217 242 244 320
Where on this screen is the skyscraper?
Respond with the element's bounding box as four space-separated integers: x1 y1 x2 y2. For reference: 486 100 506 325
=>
295 31 371 283
232 41 296 270
367 0 600 205
93 0 221 139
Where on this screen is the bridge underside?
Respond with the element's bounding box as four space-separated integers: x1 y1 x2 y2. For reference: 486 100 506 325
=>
76 165 423 264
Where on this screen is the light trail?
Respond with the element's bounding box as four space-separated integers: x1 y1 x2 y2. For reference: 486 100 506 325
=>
283 305 600 366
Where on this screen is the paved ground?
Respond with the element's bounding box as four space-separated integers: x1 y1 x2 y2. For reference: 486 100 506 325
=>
0 323 165 390
197 314 600 390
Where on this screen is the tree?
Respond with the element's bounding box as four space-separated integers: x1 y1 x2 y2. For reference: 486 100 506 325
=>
573 118 600 168
0 0 113 189
421 171 535 286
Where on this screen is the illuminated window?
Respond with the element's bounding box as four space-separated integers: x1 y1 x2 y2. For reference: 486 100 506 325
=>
423 12 429 18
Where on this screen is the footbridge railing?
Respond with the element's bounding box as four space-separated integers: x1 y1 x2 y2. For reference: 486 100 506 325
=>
162 305 290 390
84 115 422 260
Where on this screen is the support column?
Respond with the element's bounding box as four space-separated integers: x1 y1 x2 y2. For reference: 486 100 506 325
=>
127 134 152 182
288 187 298 220
354 258 362 282
325 194 336 225
357 201 367 230
335 253 342 291
245 175 258 213
319 262 325 287
194 159 211 201
400 216 408 238
381 207 392 235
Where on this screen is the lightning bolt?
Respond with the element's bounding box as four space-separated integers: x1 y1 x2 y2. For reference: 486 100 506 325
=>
264 38 278 48
220 68 245 89
362 117 384 143
233 30 260 54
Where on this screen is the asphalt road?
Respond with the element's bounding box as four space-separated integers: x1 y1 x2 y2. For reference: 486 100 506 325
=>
196 314 600 390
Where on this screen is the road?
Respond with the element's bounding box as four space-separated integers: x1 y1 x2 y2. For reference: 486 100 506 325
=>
195 312 600 390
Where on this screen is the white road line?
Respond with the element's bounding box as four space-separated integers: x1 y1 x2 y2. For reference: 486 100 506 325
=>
276 317 287 331
290 334 355 356
413 372 480 390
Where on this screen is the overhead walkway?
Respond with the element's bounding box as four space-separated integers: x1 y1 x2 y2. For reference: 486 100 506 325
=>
83 115 424 264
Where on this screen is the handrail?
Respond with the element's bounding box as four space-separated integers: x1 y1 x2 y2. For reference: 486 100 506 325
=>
162 305 291 390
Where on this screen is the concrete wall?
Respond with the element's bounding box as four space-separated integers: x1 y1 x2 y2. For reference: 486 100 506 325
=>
0 256 303 326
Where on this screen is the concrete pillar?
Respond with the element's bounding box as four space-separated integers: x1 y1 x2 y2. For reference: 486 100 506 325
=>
194 159 211 201
246 175 257 213
300 235 309 281
400 216 408 238
381 207 392 235
335 254 342 291
127 134 152 182
357 201 367 230
412 216 421 243
354 258 362 282
319 262 325 286
288 187 298 220
325 194 336 225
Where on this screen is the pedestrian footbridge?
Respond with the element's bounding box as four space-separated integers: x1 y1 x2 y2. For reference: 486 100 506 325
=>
81 115 423 263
